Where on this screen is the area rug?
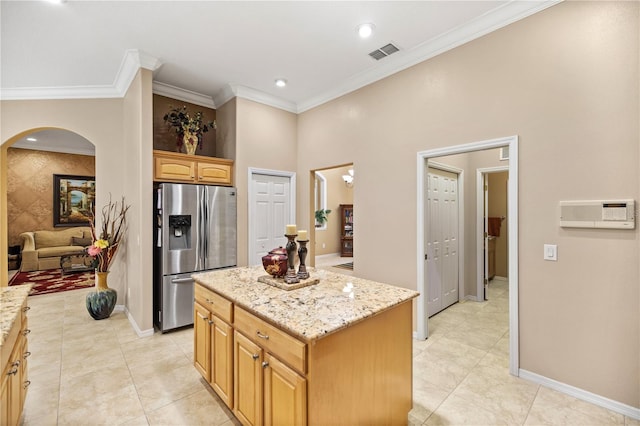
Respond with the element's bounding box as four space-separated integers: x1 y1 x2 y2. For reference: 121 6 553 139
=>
9 269 94 296
333 262 354 270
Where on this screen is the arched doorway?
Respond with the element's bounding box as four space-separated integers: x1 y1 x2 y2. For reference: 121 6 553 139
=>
2 128 95 284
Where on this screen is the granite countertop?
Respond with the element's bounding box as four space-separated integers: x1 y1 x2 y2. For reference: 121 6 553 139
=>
0 284 32 348
192 266 418 342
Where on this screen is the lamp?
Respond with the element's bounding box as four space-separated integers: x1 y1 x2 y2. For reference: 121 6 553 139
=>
342 169 354 187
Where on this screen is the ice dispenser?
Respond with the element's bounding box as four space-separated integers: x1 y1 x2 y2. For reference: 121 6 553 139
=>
169 215 192 250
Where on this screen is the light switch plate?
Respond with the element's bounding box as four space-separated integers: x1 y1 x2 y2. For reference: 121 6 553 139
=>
544 244 557 261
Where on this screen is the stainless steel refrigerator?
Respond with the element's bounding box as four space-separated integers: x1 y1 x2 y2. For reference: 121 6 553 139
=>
153 183 237 332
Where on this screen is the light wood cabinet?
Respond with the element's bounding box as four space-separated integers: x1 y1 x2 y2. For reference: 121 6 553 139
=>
233 308 307 426
193 302 211 380
234 331 263 426
1 301 30 426
153 150 233 186
194 287 234 407
263 354 306 426
194 281 412 425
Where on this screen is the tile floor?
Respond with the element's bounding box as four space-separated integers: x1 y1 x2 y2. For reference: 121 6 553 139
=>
19 278 638 425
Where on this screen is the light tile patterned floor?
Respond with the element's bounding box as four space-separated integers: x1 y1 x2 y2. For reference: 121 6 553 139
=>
20 279 638 425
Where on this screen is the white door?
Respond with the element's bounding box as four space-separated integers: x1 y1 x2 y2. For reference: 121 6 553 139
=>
426 168 459 317
250 174 292 265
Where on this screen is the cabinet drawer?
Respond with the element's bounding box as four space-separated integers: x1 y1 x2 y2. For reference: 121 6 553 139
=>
154 157 195 182
195 285 233 323
196 162 232 185
234 306 306 374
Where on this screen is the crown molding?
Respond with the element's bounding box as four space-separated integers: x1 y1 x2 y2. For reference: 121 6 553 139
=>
152 81 215 109
114 49 162 95
0 49 162 101
296 0 562 113
215 83 298 114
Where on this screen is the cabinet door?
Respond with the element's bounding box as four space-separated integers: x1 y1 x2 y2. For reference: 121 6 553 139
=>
234 331 263 426
8 347 21 426
194 302 211 381
19 337 29 414
197 161 232 185
264 354 307 426
210 315 233 407
1 364 9 426
155 156 196 182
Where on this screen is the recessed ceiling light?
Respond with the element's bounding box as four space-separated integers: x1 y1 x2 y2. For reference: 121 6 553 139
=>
275 79 287 88
26 137 37 142
356 23 375 39
44 0 66 4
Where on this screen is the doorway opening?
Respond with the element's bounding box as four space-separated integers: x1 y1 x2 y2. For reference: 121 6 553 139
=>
417 135 519 376
477 167 509 302
3 129 96 284
309 164 353 272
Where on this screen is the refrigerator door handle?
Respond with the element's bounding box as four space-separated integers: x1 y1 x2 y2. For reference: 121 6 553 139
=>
203 186 209 269
171 277 194 284
197 187 205 271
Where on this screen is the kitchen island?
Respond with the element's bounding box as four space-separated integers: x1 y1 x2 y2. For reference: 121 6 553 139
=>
192 266 418 425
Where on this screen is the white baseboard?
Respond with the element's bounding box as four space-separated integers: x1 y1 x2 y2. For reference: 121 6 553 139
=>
118 305 154 337
315 253 341 260
519 369 640 420
464 294 480 302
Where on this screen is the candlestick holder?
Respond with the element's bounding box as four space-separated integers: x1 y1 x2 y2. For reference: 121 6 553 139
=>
284 234 300 284
297 239 310 279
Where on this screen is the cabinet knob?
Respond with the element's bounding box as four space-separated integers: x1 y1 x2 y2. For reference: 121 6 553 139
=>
23 351 31 359
262 361 269 369
22 329 31 336
23 380 31 389
256 331 269 340
7 367 18 376
23 306 31 312
252 354 259 360
208 320 214 325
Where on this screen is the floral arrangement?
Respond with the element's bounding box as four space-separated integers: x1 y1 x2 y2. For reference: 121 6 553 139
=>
163 105 216 152
87 196 130 272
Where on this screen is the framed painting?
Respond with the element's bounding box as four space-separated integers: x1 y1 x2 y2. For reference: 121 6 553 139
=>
53 174 95 227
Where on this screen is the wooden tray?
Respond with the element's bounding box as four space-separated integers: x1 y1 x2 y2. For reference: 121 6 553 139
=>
257 275 320 291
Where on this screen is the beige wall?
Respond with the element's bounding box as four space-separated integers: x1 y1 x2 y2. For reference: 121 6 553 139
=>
314 166 353 256
122 69 155 332
297 1 639 407
234 98 298 266
6 148 95 247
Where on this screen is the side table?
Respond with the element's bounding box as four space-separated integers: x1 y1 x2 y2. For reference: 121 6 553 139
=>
60 252 94 277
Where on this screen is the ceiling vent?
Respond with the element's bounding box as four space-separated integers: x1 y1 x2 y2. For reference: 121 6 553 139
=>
368 43 400 61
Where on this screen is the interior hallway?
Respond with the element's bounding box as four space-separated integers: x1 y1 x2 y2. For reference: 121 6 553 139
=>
20 278 636 425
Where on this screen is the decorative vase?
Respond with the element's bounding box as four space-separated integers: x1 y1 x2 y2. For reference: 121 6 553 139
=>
86 271 117 320
261 247 288 278
183 132 198 155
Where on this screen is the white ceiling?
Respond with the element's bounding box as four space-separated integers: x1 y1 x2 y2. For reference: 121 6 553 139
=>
2 1 558 154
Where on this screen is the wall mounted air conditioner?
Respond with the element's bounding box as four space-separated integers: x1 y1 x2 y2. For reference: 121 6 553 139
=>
559 199 635 229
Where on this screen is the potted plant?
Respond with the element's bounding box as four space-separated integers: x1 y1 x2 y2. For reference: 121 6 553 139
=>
164 106 216 155
315 209 332 227
85 195 130 320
